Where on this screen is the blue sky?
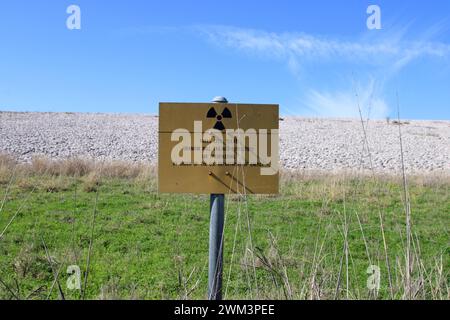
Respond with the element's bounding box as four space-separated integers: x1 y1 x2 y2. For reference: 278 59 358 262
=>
0 0 449 119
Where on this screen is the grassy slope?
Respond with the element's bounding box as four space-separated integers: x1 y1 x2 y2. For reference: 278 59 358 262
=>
0 170 449 300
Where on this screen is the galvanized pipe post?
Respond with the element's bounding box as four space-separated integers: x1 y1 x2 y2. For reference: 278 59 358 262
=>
208 96 228 300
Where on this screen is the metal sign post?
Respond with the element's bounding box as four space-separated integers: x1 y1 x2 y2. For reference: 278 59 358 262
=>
208 96 227 300
208 193 224 300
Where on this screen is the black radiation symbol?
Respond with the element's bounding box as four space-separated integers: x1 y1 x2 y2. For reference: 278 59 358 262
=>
207 107 232 130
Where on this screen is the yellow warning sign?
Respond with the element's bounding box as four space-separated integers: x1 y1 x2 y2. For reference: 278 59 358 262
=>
158 103 279 194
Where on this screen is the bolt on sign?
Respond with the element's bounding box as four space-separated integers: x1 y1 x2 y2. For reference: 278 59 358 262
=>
158 103 279 194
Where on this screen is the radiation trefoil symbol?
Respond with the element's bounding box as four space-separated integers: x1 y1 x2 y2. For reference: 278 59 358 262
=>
207 107 232 131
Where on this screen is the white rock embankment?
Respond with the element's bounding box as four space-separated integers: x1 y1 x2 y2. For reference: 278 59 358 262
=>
1 112 449 175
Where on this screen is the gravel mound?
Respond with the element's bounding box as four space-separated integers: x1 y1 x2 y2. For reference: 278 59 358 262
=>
1 112 449 175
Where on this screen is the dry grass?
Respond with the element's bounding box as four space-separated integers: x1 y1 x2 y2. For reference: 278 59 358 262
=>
0 154 156 194
1 153 448 190
0 154 156 192
0 154 155 181
0 154 16 185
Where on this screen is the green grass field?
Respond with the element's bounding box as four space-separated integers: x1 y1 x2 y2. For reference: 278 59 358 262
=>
0 158 448 300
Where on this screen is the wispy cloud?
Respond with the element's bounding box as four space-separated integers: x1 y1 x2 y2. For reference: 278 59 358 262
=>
197 25 450 72
196 24 450 118
119 24 449 118
303 79 389 119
